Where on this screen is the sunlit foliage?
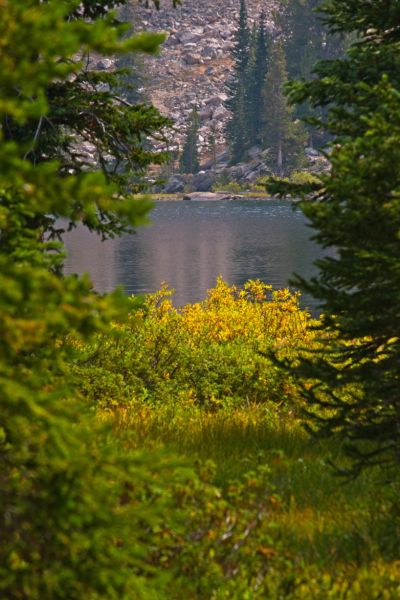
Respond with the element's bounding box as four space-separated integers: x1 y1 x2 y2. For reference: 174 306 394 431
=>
0 2 181 598
74 277 313 410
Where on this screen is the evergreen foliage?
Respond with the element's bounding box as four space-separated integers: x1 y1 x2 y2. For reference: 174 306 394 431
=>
280 0 346 147
179 107 200 174
281 0 327 81
225 0 251 163
279 0 400 475
262 41 306 176
225 1 306 174
3 0 172 239
246 11 269 147
0 1 181 597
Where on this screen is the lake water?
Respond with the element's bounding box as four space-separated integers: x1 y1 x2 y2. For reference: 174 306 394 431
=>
63 199 324 313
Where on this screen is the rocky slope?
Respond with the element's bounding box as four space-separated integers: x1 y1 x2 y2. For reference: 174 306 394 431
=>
122 0 278 159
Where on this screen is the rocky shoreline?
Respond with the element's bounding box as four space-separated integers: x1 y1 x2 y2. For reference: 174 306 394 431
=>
151 191 289 201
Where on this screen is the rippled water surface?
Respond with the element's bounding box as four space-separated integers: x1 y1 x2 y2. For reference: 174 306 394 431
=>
64 199 324 312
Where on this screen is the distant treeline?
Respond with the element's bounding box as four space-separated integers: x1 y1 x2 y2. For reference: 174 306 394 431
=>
225 0 344 173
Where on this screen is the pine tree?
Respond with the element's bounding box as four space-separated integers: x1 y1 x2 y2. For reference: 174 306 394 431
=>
208 122 218 168
225 0 250 163
282 0 324 80
280 0 346 147
230 88 248 165
0 2 181 597
281 0 400 475
246 11 269 148
180 107 200 174
2 0 172 235
262 40 305 176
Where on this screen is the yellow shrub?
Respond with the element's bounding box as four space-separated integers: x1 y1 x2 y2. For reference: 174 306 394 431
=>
74 278 316 410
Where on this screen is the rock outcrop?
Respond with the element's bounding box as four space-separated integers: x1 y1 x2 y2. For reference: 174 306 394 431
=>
160 145 271 192
111 2 328 191
121 0 277 159
183 192 231 201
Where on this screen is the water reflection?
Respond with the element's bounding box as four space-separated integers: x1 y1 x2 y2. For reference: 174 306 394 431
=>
64 199 323 312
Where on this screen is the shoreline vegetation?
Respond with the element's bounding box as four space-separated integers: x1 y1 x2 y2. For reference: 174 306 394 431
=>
151 191 276 201
2 0 400 598
152 171 320 201
77 280 400 598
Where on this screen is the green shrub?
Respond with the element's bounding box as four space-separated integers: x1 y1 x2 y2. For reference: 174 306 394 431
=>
74 279 312 411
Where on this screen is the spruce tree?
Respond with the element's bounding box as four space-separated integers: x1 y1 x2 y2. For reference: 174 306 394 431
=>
3 0 172 234
246 11 269 148
262 40 305 176
180 107 200 174
280 0 400 475
280 0 346 147
225 0 250 163
0 2 182 597
282 0 326 81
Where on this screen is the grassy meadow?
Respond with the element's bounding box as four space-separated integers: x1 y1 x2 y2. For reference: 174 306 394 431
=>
110 405 400 599
78 279 400 598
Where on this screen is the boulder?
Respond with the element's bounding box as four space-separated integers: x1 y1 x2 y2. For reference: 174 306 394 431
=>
201 46 218 59
164 175 187 193
244 167 265 183
184 53 203 65
165 34 179 46
212 105 227 120
190 171 216 191
95 59 114 70
222 41 235 51
215 149 230 165
199 107 214 122
205 94 226 107
178 32 202 44
184 192 230 201
247 146 263 160
305 146 320 157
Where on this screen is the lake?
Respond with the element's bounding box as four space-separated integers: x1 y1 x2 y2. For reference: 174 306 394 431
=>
63 199 324 313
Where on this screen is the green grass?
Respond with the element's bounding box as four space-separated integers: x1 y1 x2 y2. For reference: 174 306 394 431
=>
106 402 400 598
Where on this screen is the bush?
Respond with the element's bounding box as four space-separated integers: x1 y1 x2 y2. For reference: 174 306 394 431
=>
0 2 180 598
74 278 313 411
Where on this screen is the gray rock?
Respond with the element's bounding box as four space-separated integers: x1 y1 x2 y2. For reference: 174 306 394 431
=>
204 94 225 107
222 41 235 51
178 32 202 44
164 175 187 193
247 146 263 160
184 53 203 65
190 171 216 191
184 192 230 201
95 59 114 70
199 107 214 122
305 146 320 157
201 46 218 58
244 168 265 183
215 150 230 164
212 105 227 120
165 34 179 46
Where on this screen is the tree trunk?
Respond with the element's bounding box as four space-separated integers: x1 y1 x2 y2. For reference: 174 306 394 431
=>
277 137 283 176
